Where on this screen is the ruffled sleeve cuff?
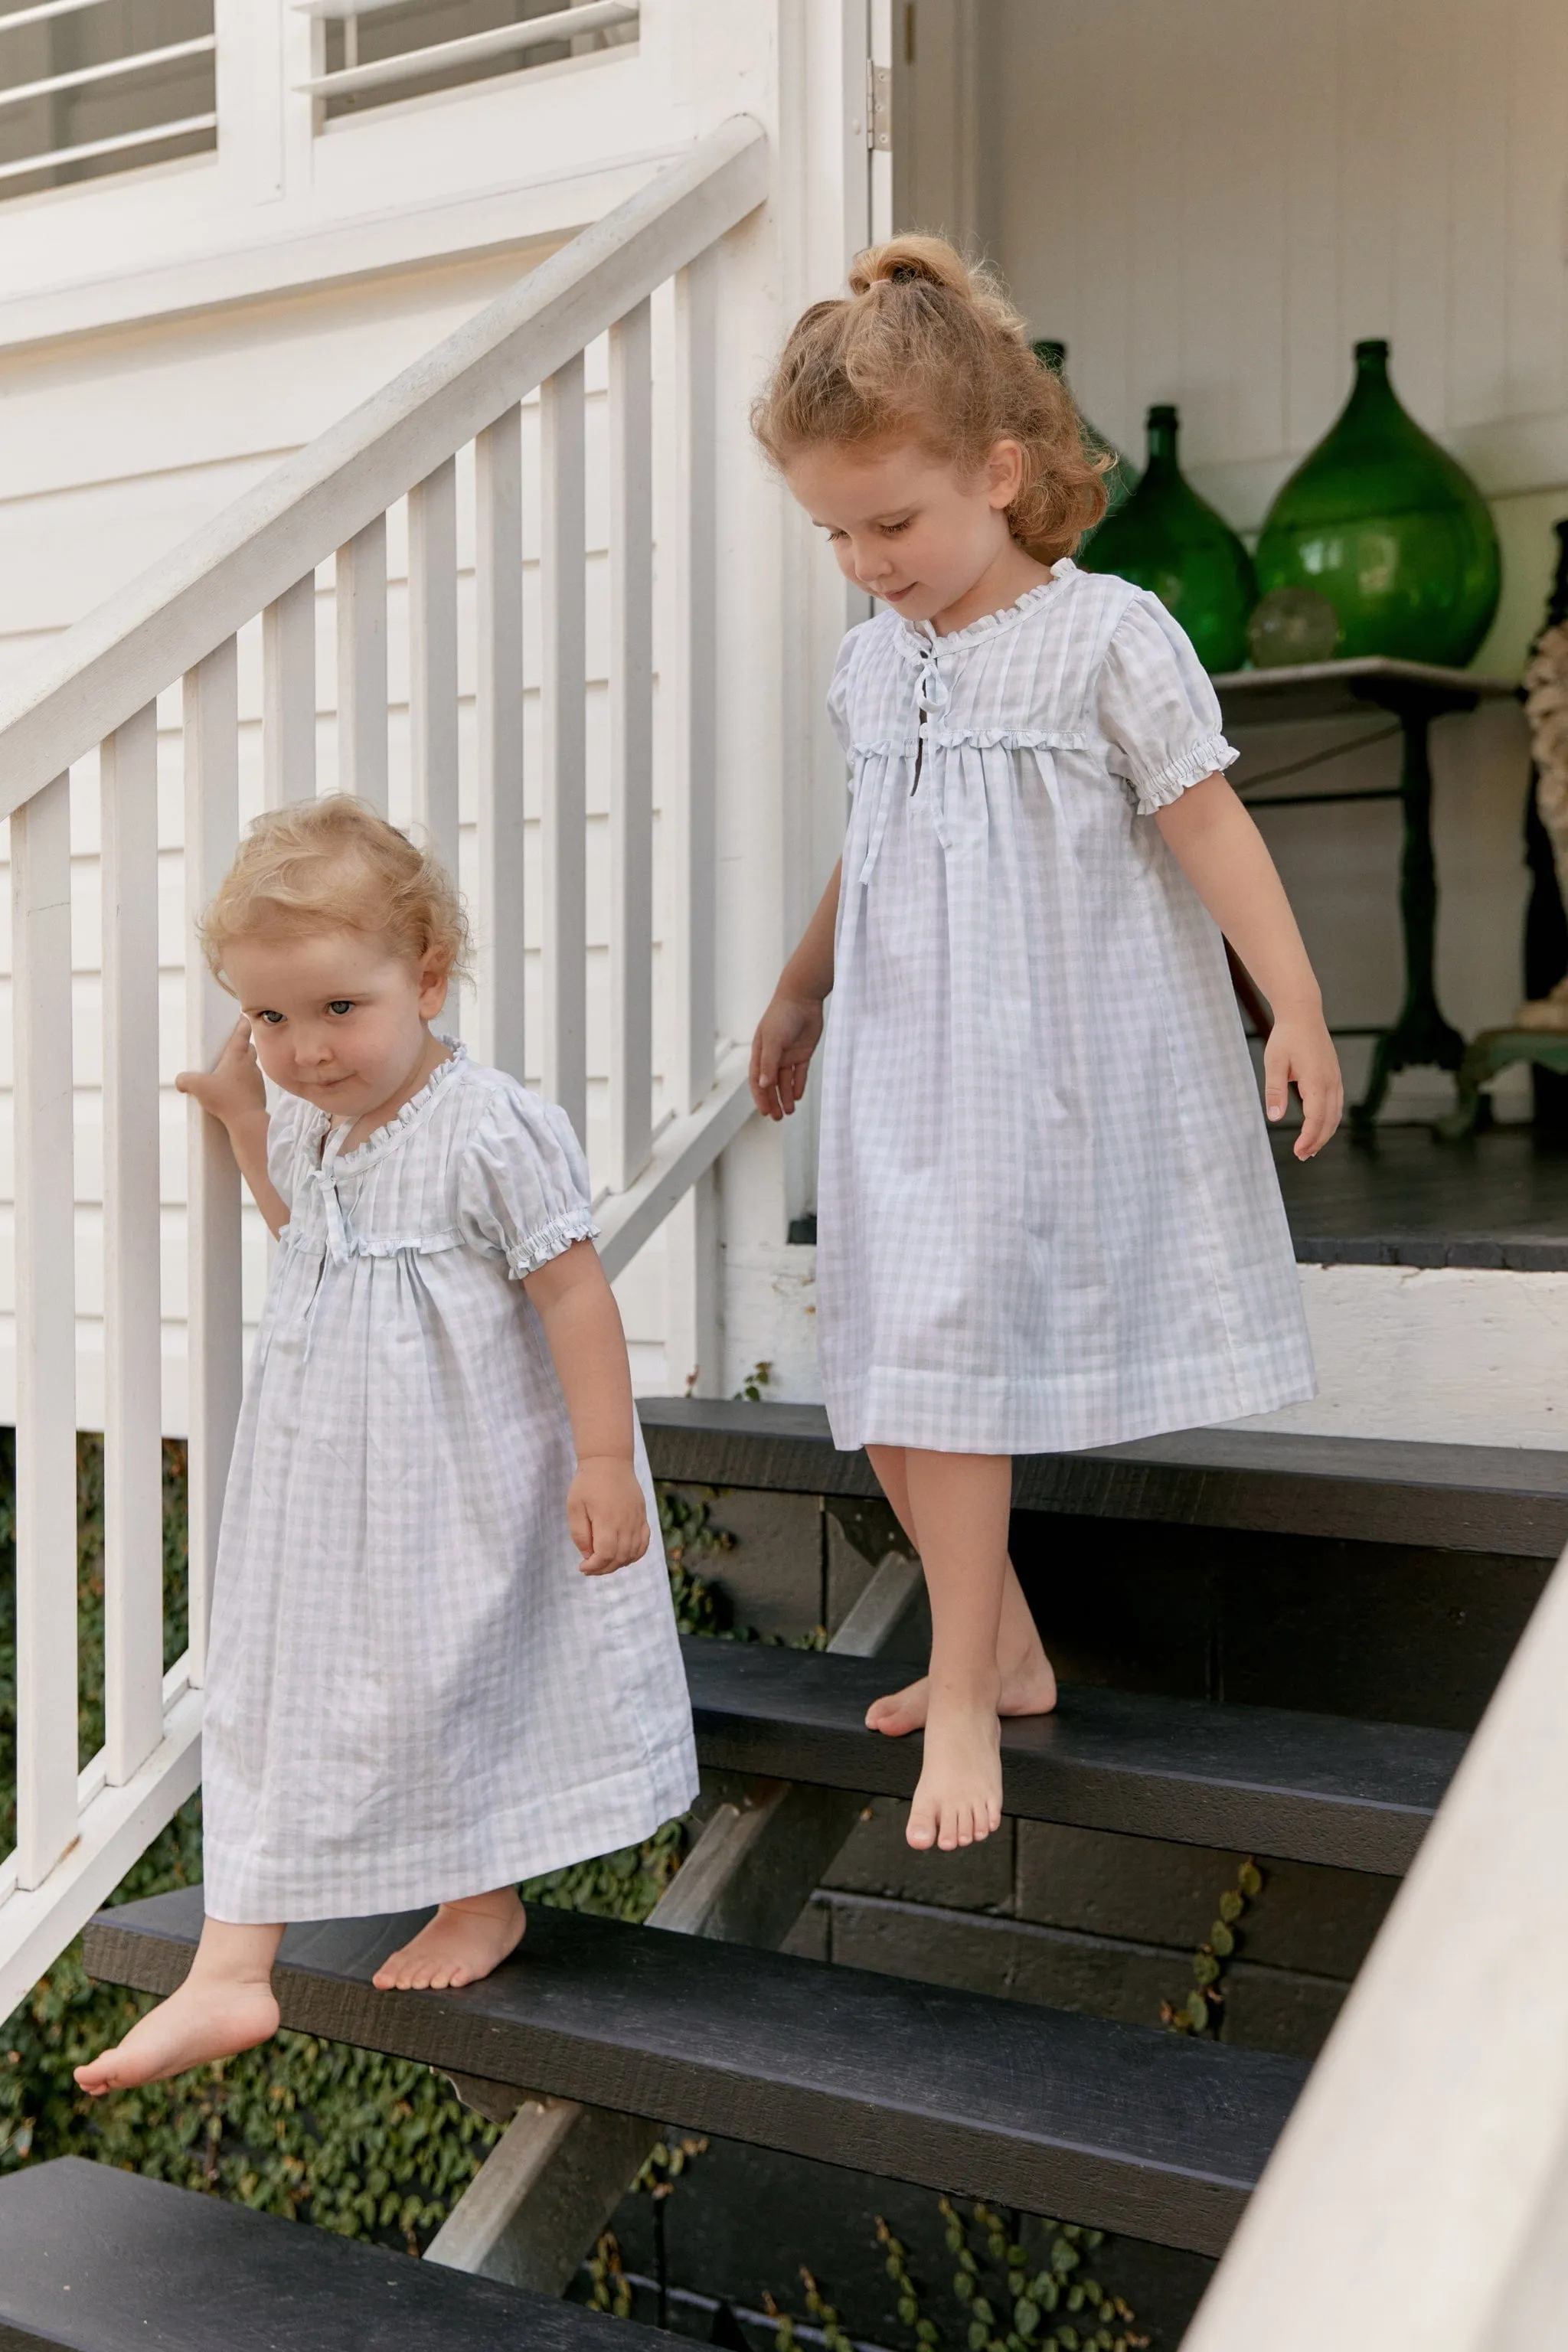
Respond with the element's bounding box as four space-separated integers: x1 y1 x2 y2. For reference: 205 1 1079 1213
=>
503 1206 601 1282
1129 730 1240 815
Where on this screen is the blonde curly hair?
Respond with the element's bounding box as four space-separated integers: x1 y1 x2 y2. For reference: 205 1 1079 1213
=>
200 795 471 991
751 234 1108 564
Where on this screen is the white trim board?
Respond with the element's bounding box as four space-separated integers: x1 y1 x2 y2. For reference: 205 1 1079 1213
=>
0 151 681 358
1240 1263 1568 1452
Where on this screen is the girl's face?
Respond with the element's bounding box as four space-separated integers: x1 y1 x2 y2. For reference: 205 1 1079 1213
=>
224 928 449 1119
786 437 1033 633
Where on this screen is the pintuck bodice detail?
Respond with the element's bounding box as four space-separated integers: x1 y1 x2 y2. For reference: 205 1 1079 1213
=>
201 1045 697 1924
815 560 1315 1456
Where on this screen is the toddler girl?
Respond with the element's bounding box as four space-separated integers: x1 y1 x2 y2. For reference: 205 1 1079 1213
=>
78 797 697 2092
750 239 1341 1858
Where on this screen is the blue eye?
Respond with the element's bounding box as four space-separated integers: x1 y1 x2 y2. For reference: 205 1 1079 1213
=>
326 1001 355 1017
256 1010 285 1025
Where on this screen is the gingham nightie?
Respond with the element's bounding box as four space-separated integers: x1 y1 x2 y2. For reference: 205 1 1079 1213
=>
201 1047 697 1922
815 559 1315 1456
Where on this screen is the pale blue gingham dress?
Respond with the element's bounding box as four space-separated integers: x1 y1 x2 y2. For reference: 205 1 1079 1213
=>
201 1046 697 1922
816 559 1315 1456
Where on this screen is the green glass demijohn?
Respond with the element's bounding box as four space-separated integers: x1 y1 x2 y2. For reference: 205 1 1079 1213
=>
1254 339 1501 668
1031 339 1138 535
1080 403 1256 673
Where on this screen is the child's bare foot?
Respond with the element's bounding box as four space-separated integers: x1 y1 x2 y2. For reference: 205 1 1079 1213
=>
74 1977 279 2096
906 1694 1004 1851
372 1888 525 1991
867 1629 1057 1737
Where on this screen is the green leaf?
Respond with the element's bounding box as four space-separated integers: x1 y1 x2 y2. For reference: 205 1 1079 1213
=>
969 2323 990 2350
1014 2299 1040 2337
899 2298 918 2324
1192 1951 1220 1988
972 2298 995 2325
1210 1922 1235 1958
1238 1860 1263 1897
956 2272 975 2302
1218 1889 1244 1923
916 2322 940 2344
1185 1988 1210 2031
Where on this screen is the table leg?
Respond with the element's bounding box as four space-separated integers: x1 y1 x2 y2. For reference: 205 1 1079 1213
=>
1351 698 1466 1131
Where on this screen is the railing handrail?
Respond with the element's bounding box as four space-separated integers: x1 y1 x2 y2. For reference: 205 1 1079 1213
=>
0 111 767 820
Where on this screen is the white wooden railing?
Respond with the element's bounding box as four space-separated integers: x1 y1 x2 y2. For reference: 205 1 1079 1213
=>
297 0 639 119
0 112 767 2023
0 0 217 194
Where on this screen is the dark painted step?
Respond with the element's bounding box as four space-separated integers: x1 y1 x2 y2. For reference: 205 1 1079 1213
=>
639 1397 1568 1557
86 1887 1305 2259
0 2156 654 2352
684 1638 1462 1875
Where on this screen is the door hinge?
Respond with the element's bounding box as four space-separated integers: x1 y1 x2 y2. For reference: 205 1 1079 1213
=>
866 60 892 152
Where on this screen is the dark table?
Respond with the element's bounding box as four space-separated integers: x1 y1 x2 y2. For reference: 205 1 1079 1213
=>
1214 657 1521 1129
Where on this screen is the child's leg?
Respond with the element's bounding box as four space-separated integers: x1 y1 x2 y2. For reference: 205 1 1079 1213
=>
864 1445 1057 1738
868 1448 1012 1851
373 1886 525 1992
74 1918 283 2096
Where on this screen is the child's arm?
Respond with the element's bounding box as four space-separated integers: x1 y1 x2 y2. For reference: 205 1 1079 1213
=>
524 1240 650 1576
750 859 842 1120
175 1018 292 1236
1155 773 1344 1158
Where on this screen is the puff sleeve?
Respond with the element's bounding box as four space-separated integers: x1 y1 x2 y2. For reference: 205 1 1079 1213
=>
1097 591 1240 815
456 1086 600 1279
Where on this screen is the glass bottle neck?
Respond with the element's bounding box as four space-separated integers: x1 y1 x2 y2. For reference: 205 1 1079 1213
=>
1145 409 1180 470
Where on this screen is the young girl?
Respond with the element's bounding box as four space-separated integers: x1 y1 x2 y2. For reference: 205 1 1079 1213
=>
750 238 1341 1859
77 798 697 2093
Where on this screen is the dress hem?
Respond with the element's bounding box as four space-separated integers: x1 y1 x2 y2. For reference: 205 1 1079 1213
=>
203 1745 699 1926
822 1347 1317 1458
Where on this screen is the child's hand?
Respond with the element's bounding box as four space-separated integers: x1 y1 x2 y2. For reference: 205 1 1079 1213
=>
177 1018 266 1132
750 991 825 1120
1265 1012 1344 1159
567 1456 650 1576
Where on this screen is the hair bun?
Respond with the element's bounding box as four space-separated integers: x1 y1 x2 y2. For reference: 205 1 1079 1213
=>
848 234 976 302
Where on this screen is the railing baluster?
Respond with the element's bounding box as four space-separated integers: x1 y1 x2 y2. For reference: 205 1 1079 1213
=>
408 459 461 883
262 572 317 810
539 355 587 1141
475 413 525 1077
607 300 654 1190
183 643 243 1686
11 771 77 1889
335 515 387 810
668 251 718 1115
100 706 166 1787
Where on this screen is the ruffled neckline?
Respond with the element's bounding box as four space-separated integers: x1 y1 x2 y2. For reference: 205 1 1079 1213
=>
903 559 1076 652
316 1037 469 1175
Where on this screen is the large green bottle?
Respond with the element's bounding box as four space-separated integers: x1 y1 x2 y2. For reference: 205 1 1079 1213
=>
1254 339 1501 668
1031 340 1138 534
1079 403 1256 672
